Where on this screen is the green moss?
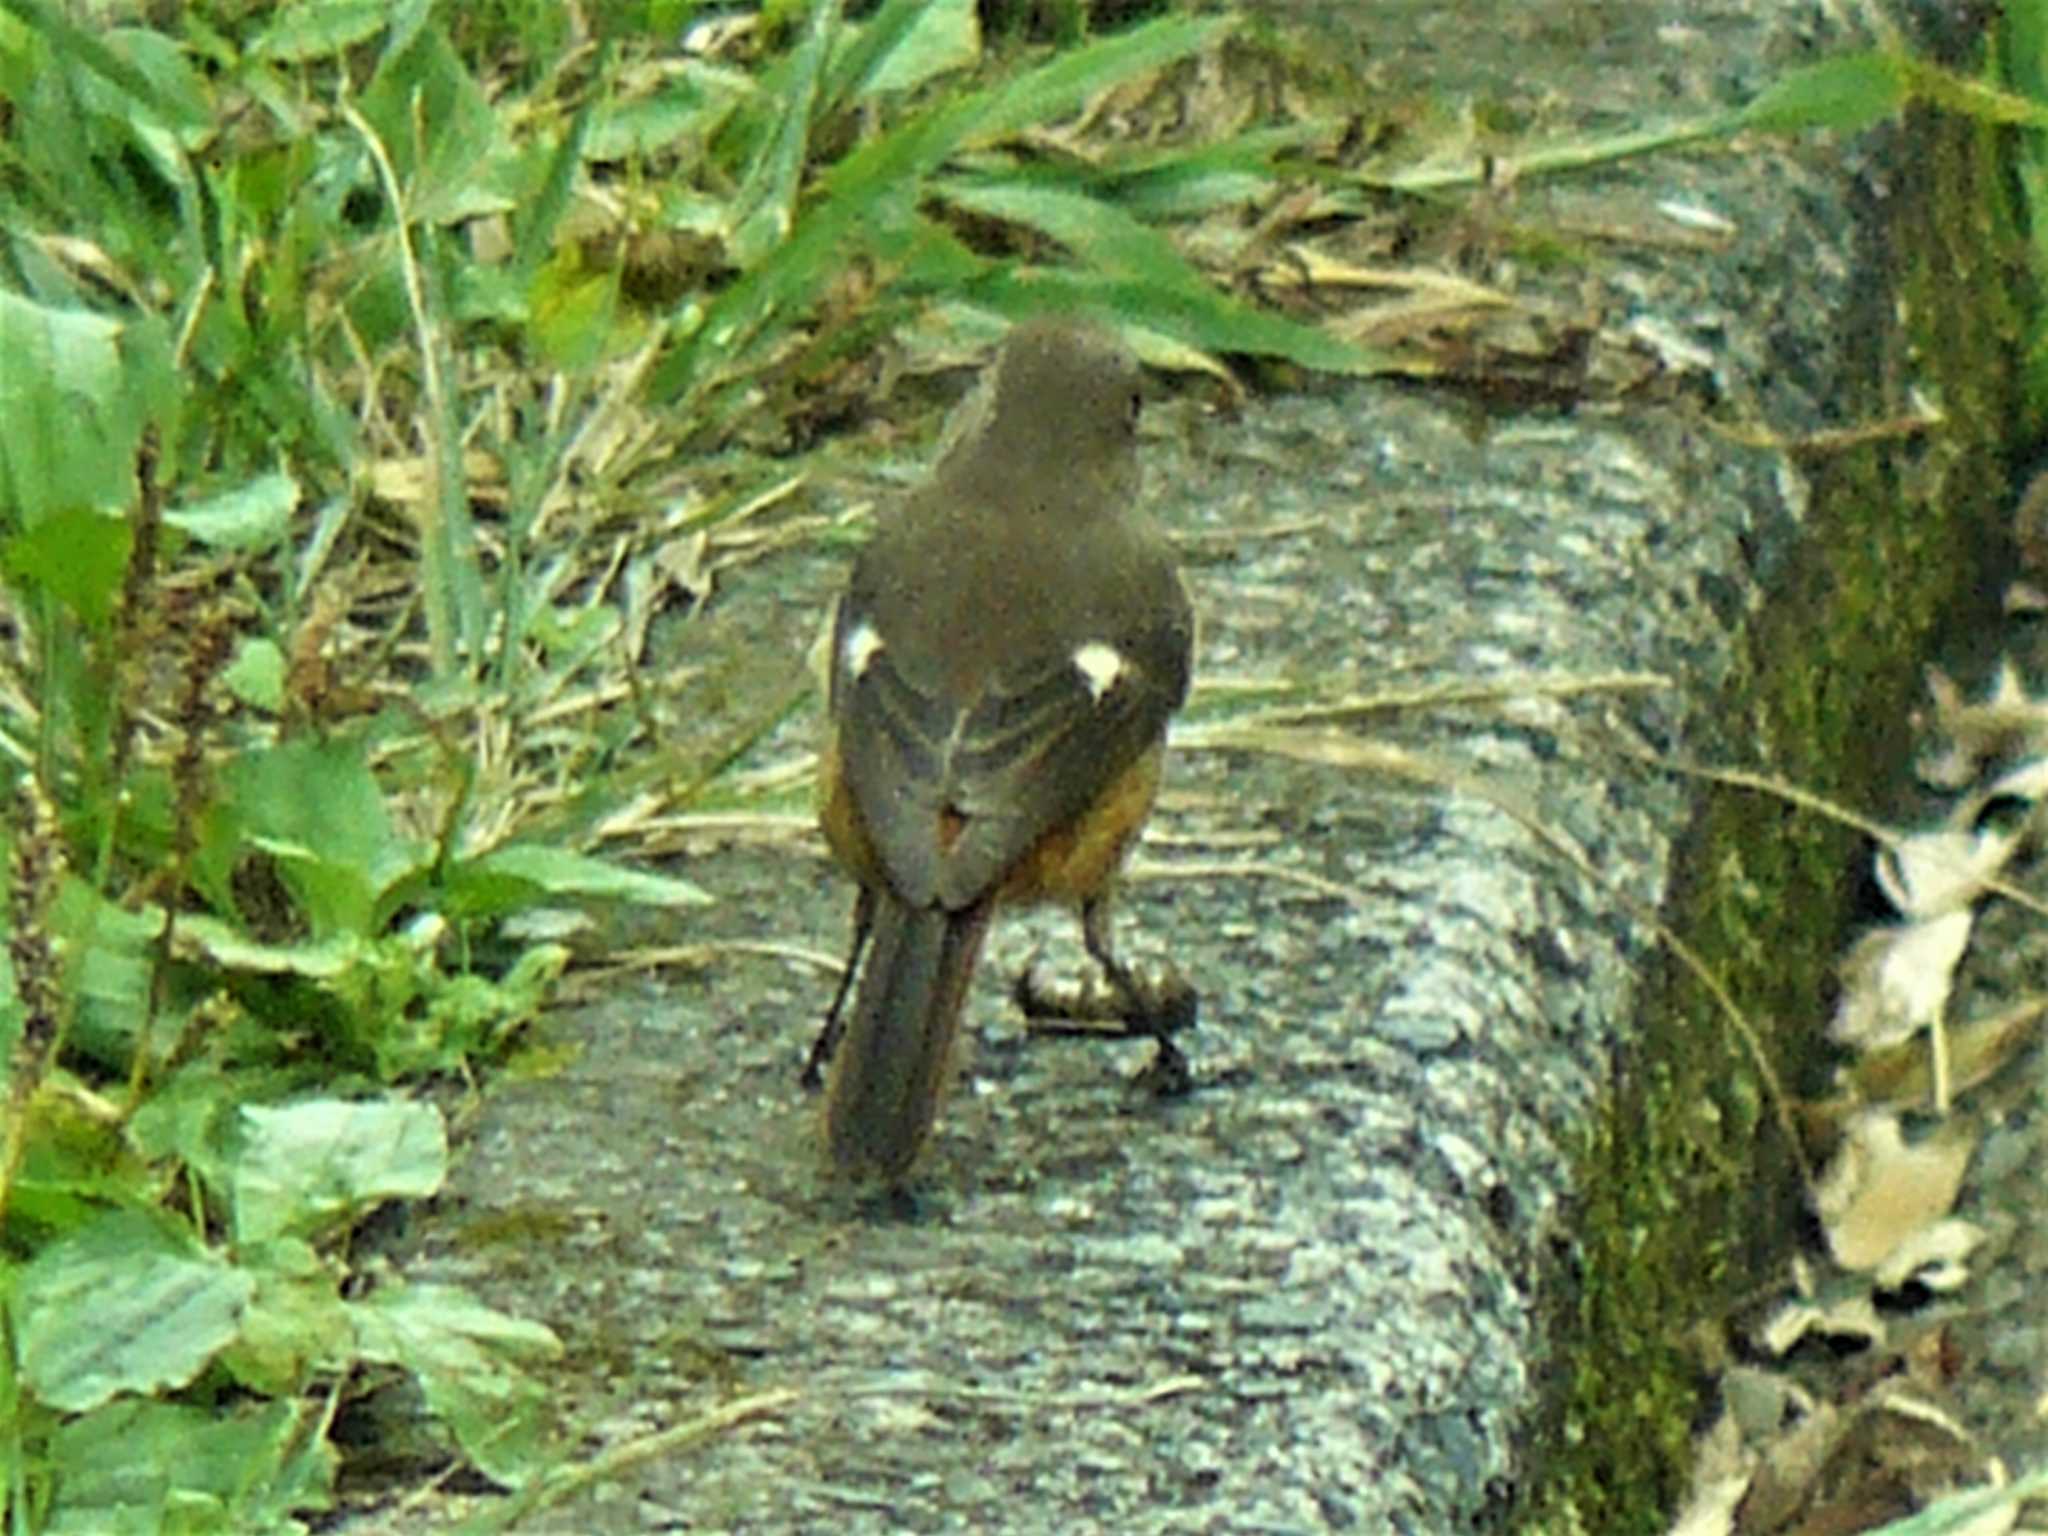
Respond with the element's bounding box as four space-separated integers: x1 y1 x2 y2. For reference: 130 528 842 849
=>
1521 107 2028 1532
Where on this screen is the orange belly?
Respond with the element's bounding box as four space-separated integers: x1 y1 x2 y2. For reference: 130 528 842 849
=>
818 733 1162 911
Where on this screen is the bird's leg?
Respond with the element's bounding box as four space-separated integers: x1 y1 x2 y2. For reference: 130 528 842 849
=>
801 885 875 1091
1014 894 1196 1096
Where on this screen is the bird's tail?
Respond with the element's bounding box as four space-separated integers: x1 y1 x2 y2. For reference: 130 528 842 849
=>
824 893 994 1183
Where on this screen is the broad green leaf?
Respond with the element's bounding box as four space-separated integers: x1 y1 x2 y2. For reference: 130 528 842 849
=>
221 1238 354 1393
352 1282 559 1365
358 25 506 224
217 736 422 938
0 292 132 529
530 258 621 370
233 1098 448 1243
13 1210 256 1411
351 1283 561 1487
92 26 212 144
1734 50 1910 136
47 1397 336 1533
0 508 131 630
6 3 208 136
51 877 160 1069
59 27 208 225
124 1059 242 1193
164 470 299 550
463 844 714 908
222 636 287 711
2009 0 2048 102
251 0 394 62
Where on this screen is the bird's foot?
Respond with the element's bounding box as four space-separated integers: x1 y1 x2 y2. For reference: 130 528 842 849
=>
1013 953 1197 1097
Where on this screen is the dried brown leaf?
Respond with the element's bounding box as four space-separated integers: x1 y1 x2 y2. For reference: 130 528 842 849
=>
1815 1110 1974 1274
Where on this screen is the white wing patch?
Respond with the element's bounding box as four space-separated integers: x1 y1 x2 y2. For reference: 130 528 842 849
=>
842 620 885 679
1072 641 1127 702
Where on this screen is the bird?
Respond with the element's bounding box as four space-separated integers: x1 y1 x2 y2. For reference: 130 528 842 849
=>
805 313 1197 1184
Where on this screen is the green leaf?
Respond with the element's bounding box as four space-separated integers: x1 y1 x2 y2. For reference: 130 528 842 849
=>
2 1076 149 1230
222 636 287 712
1089 125 1316 217
340 939 568 1078
727 0 840 268
358 24 507 224
350 1283 561 1487
0 507 132 631
2008 0 2048 102
529 257 621 370
124 1059 242 1193
13 1210 256 1412
164 470 299 550
0 291 133 530
220 1238 353 1394
54 26 209 227
1366 50 1922 195
513 73 599 279
47 1397 336 1534
216 736 423 938
1734 50 1910 136
967 268 1393 375
1906 53 2048 129
174 917 363 979
51 877 161 1069
1866 1465 2048 1536
647 0 705 36
586 65 752 160
463 844 715 908
830 0 979 105
936 177 1212 290
92 26 212 145
250 0 395 62
5 3 209 138
963 13 1232 147
887 209 990 290
232 1098 449 1243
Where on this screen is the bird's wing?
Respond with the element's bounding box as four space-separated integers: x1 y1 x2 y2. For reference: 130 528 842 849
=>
832 576 1191 911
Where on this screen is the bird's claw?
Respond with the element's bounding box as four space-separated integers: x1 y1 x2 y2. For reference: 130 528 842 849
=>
1013 955 1196 1097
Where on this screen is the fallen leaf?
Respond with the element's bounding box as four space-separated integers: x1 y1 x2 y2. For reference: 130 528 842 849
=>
1815 1110 1974 1274
1873 1217 1985 1294
1831 912 1971 1051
